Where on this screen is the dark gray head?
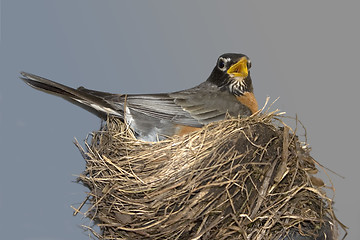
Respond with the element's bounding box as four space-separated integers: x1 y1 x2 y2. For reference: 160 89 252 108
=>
207 53 253 96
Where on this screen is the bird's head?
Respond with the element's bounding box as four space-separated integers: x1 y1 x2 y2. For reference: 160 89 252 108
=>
207 53 253 96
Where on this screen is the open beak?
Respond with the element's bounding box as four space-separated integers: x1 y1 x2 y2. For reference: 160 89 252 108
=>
227 57 249 78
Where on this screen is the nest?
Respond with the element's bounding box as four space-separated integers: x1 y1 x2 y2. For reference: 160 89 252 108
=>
75 111 341 240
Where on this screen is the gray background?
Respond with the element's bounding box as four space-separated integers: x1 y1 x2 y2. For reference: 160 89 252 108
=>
0 1 358 239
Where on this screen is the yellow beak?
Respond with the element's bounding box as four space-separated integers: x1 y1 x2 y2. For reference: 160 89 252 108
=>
227 57 249 78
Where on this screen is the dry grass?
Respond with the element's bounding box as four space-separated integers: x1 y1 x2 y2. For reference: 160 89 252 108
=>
74 110 341 240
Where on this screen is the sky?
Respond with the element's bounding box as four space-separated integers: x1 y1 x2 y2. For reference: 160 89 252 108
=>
0 1 359 239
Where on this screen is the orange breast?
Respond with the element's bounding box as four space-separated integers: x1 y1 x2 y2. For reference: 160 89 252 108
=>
236 92 258 114
175 125 201 136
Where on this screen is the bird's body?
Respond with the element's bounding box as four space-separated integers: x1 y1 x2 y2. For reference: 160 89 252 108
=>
21 53 258 141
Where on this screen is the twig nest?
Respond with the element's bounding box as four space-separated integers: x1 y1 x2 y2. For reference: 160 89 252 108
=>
76 112 340 239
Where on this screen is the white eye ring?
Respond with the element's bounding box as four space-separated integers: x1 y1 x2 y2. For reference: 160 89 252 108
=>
217 57 228 71
247 59 252 69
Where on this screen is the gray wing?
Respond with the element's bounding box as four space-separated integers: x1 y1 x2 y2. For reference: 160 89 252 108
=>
169 82 252 124
98 81 251 127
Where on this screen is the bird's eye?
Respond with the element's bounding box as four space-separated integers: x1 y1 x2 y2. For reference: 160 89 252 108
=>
247 60 252 69
217 58 227 71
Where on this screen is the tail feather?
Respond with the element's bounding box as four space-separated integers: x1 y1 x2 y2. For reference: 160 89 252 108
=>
20 72 123 119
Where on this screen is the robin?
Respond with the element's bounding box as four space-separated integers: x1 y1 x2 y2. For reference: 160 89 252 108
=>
21 53 258 142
